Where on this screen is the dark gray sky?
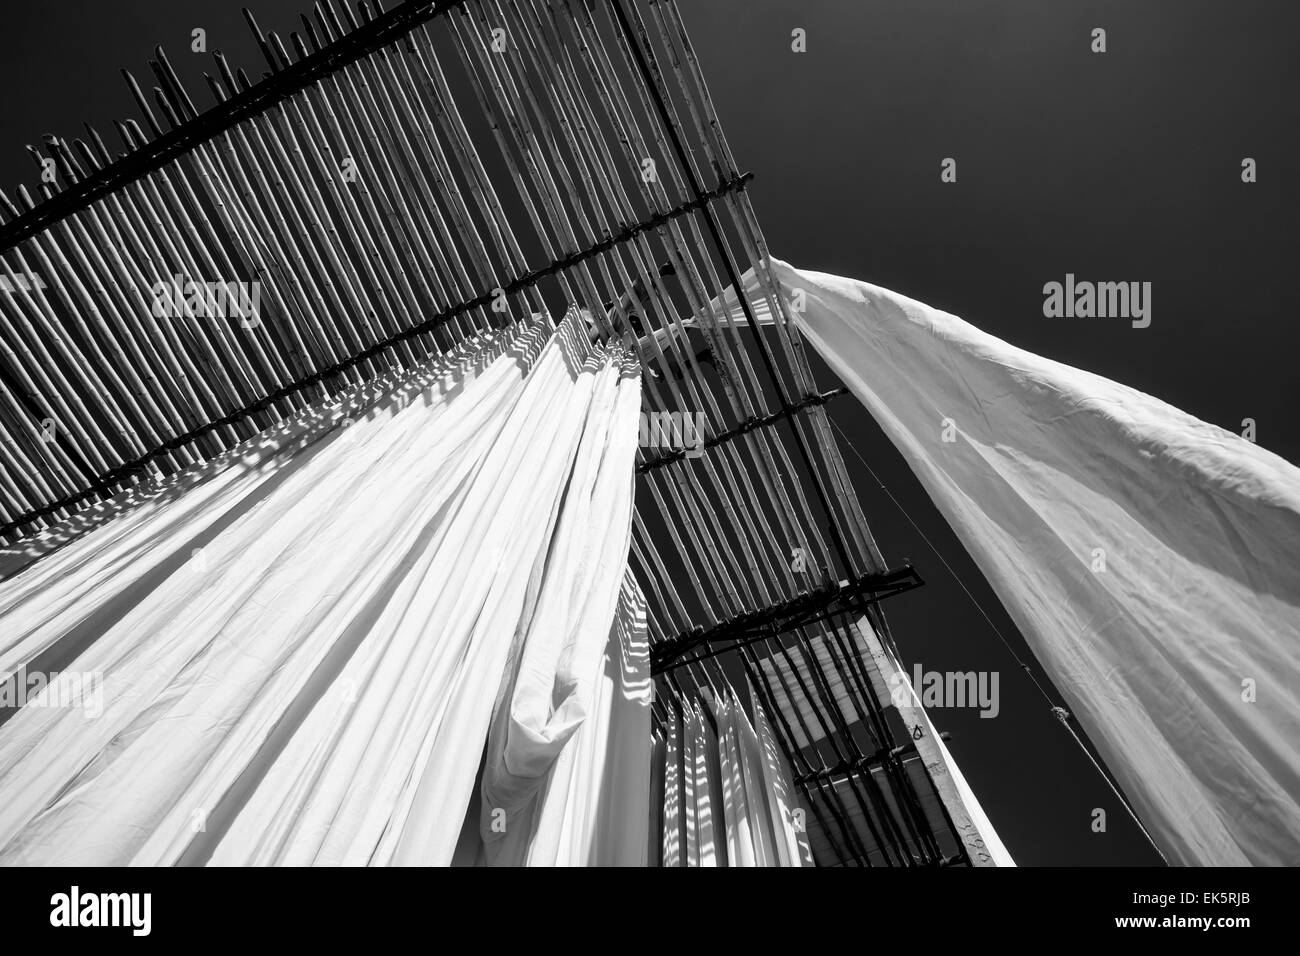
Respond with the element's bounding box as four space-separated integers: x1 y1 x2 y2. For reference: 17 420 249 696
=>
0 0 1294 865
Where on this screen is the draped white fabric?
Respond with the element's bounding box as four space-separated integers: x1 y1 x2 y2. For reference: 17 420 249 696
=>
478 570 652 866
659 691 812 867
746 689 815 866
0 314 642 866
661 703 712 866
718 259 1300 866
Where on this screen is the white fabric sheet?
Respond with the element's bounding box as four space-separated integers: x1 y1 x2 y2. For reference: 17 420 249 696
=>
750 689 816 866
718 259 1300 866
0 314 642 866
658 690 811 867
479 570 653 866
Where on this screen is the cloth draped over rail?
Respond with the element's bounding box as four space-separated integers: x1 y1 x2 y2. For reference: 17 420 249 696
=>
657 687 814 867
715 259 1300 867
0 313 649 866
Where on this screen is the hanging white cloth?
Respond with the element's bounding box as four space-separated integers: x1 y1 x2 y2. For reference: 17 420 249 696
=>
478 569 653 866
716 258 1300 867
750 687 816 866
473 337 644 862
0 313 642 866
660 702 718 866
658 689 812 867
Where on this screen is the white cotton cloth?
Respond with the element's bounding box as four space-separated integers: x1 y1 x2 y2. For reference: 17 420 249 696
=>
717 258 1300 867
0 314 642 866
750 686 816 867
658 690 811 867
660 701 719 866
478 570 652 866
474 343 643 862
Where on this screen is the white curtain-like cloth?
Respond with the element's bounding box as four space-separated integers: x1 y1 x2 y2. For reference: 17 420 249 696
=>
718 259 1300 866
747 689 816 867
0 314 642 866
478 570 653 866
659 690 812 867
661 703 718 866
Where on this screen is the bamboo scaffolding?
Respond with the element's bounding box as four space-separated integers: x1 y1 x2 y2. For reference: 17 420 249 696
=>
0 0 968 868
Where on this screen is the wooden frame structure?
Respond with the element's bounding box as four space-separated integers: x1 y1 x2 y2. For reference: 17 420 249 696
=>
0 0 988 866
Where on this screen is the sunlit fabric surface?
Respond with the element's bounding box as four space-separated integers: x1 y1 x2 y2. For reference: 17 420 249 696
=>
658 689 812 867
0 313 642 866
479 570 652 866
719 259 1300 866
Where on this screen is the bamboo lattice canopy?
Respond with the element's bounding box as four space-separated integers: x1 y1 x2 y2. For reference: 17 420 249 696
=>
0 0 969 866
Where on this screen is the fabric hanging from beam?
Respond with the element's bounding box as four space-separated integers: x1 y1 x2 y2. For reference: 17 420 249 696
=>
662 702 718 866
0 312 642 866
478 570 653 866
721 259 1300 867
747 685 816 866
658 688 813 867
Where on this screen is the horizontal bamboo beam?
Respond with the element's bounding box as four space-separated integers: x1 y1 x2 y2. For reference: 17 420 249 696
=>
651 564 925 674
792 733 950 787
